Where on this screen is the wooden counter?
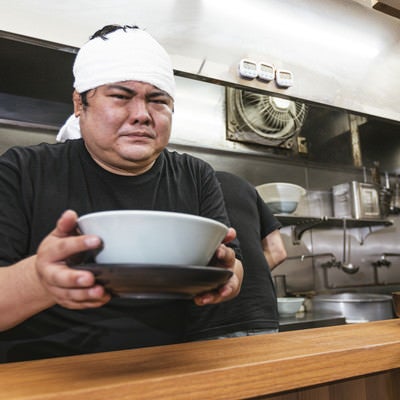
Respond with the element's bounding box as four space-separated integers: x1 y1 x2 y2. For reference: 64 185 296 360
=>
1 319 400 400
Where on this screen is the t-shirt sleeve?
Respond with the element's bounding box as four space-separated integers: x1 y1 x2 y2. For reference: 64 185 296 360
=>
256 190 282 239
197 163 242 261
0 148 31 265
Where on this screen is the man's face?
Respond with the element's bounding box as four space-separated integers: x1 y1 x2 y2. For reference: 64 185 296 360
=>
74 81 174 175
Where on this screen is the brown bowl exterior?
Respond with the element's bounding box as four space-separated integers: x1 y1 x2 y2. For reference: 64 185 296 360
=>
392 292 400 318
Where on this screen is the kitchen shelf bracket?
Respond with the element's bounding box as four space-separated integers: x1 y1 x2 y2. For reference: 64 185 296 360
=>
289 218 326 245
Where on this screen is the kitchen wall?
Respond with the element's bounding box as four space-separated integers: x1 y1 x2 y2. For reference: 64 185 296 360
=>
169 77 400 295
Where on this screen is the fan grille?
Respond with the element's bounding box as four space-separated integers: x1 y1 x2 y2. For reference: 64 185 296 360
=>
227 88 308 149
236 90 307 139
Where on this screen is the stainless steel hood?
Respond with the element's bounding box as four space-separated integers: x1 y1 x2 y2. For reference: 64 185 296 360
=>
158 0 400 122
1 0 400 122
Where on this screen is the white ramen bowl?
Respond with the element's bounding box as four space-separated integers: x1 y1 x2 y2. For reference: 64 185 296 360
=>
256 183 306 214
277 297 305 315
77 210 229 265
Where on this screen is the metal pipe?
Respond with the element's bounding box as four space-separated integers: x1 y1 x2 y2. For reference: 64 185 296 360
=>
285 252 400 290
284 253 336 262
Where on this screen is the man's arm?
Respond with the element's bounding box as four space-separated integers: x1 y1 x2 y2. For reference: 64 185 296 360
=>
262 229 287 270
0 211 243 330
0 210 110 331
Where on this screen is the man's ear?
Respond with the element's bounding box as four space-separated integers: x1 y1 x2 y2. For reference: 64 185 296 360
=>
73 90 83 116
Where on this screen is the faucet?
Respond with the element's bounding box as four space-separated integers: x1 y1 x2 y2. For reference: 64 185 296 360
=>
372 253 400 268
285 252 359 274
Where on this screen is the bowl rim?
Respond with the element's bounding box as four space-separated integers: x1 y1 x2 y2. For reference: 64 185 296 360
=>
256 183 306 196
77 210 229 231
277 297 305 303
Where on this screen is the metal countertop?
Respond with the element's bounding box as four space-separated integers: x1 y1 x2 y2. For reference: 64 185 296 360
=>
279 311 346 332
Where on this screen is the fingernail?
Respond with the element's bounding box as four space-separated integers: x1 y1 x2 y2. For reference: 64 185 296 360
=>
201 295 213 305
77 275 91 286
84 236 101 247
88 286 102 298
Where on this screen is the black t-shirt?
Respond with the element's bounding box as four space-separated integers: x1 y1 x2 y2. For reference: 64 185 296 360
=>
185 171 281 340
0 139 237 362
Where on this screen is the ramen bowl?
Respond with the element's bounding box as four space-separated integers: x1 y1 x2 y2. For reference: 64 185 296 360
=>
78 210 228 265
277 297 305 315
256 182 306 214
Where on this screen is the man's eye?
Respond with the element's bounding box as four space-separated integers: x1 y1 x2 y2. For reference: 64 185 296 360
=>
150 98 169 105
111 94 129 100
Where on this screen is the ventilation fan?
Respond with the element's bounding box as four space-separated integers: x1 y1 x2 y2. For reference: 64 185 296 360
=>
226 87 308 150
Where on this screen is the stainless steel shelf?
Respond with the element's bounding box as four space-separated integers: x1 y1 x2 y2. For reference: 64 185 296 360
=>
276 215 393 244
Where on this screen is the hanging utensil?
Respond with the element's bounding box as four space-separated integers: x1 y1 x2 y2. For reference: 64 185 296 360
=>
340 218 359 274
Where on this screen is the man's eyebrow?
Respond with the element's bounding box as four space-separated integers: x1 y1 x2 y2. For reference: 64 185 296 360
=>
106 84 169 98
107 84 135 95
147 89 170 97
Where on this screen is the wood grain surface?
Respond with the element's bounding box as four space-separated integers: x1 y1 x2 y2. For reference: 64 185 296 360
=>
0 319 400 400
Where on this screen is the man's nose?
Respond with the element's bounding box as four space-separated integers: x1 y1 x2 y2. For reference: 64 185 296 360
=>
128 99 151 124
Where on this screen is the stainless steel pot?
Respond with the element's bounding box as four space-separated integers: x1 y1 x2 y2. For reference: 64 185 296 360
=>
311 293 394 323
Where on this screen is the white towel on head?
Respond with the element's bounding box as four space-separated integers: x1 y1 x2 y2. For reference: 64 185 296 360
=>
56 114 81 142
73 28 175 99
58 27 174 143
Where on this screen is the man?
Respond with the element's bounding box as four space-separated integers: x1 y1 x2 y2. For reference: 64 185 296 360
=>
185 171 286 340
0 25 242 362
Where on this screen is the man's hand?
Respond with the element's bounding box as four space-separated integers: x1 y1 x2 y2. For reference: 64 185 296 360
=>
35 210 111 309
194 227 243 306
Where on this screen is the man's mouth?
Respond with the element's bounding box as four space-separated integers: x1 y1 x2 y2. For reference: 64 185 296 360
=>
121 131 154 140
